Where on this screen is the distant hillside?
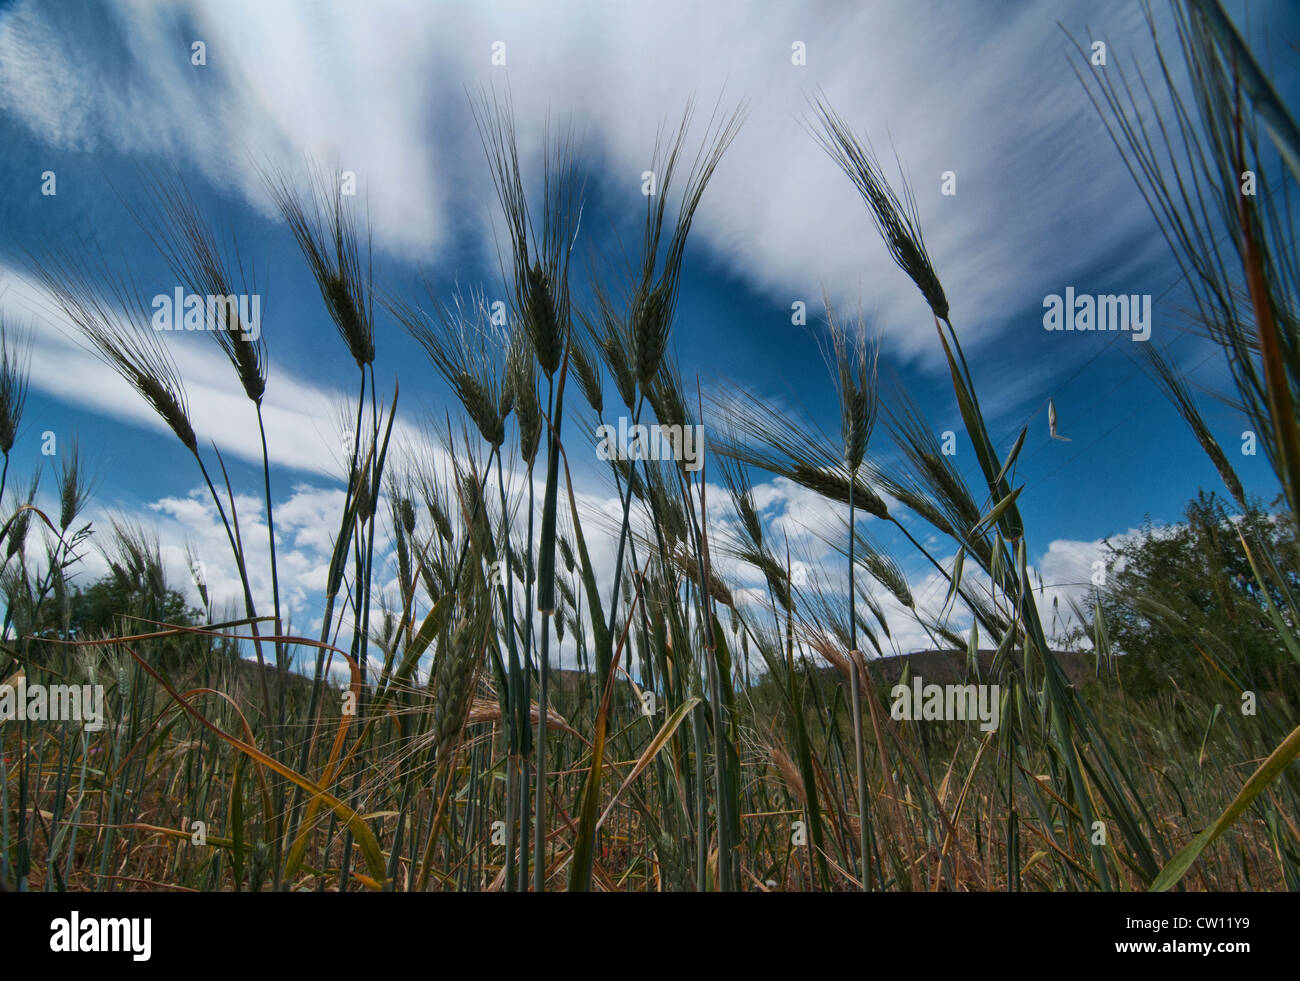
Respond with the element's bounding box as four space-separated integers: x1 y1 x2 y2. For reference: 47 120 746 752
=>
542 646 1096 696
216 645 1095 704
864 648 1095 688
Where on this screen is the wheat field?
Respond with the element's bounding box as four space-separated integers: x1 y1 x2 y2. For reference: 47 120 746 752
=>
1 0 1298 895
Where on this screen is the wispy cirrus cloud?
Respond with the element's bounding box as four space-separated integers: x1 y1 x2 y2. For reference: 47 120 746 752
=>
0 0 1171 364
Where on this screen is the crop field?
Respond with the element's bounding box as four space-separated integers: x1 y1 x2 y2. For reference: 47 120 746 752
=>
0 0 1297 899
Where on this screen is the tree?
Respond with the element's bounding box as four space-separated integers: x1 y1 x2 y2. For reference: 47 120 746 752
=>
1096 491 1297 699
6 523 210 672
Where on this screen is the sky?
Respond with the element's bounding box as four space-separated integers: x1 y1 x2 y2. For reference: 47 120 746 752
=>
0 0 1296 669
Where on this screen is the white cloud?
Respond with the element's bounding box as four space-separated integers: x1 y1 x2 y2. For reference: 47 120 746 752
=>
0 264 425 478
0 0 1169 365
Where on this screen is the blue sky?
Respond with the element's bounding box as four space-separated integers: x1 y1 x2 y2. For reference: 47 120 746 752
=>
0 0 1296 662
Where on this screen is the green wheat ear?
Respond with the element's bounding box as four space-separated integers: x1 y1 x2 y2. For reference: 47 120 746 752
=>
0 318 30 463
